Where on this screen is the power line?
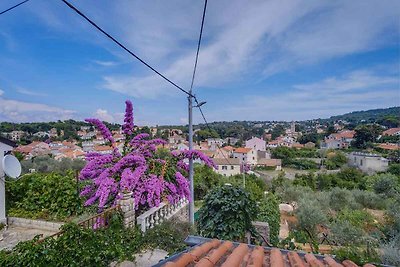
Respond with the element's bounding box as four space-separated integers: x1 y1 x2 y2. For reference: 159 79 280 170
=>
189 0 208 94
0 0 30 16
195 104 234 166
60 0 193 97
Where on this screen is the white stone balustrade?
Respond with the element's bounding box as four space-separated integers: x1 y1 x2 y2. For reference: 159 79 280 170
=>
136 198 188 233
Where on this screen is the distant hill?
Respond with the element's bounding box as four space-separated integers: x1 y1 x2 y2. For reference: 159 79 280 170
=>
326 107 399 124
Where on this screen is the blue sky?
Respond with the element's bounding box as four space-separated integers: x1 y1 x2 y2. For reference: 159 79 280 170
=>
0 0 399 125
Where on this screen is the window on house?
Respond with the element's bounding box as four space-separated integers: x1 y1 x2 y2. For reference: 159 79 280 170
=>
360 159 363 166
253 157 255 160
231 166 234 170
222 166 227 170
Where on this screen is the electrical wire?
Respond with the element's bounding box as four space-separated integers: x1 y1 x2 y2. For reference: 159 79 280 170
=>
60 0 194 98
189 0 207 94
196 104 234 166
0 0 30 16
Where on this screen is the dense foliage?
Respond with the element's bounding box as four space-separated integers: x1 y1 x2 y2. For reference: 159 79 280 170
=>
257 193 280 246
0 212 142 267
141 219 195 254
6 171 82 220
197 186 257 241
21 155 85 174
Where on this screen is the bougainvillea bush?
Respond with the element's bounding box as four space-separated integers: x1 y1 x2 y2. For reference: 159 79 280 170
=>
79 100 215 213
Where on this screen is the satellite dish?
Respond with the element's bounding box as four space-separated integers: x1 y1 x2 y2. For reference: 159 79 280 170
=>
2 155 22 179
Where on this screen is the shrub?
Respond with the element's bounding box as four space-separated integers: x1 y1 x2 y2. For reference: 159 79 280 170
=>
293 173 317 190
335 168 365 190
373 173 399 197
6 171 82 220
351 189 386 210
0 212 142 266
336 209 375 230
381 234 400 266
276 185 313 203
332 245 380 266
329 220 365 246
197 185 257 241
328 187 359 211
142 219 195 254
388 163 400 176
257 193 280 246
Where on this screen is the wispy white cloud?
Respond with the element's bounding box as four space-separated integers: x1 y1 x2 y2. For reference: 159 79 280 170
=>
98 0 399 98
0 93 75 122
93 60 118 67
16 87 47 97
220 69 400 121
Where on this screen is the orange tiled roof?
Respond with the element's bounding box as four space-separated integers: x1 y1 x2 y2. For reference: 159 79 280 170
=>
234 147 252 153
377 143 400 150
222 146 234 152
382 127 400 136
159 239 376 267
331 130 355 139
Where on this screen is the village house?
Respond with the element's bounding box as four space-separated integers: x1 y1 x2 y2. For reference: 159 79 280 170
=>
9 130 25 141
15 141 51 159
224 137 239 145
256 158 282 171
320 130 355 149
245 137 266 152
304 141 316 148
213 146 234 159
93 145 113 155
233 147 257 165
33 131 50 138
382 127 400 136
348 152 389 174
212 158 241 176
194 141 209 151
206 138 225 151
377 143 400 151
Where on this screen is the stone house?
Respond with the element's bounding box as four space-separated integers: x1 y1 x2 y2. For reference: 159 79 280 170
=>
212 158 241 176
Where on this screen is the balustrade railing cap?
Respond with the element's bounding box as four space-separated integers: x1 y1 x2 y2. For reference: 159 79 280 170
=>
121 191 133 200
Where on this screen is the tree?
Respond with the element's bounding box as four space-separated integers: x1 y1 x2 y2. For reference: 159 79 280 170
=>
296 197 327 252
194 164 221 200
271 124 285 139
352 124 383 149
197 185 257 241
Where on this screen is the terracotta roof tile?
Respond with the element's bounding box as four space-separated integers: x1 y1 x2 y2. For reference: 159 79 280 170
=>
234 147 252 153
159 239 373 267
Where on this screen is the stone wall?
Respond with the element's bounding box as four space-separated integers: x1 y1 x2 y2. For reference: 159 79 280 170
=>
8 217 63 232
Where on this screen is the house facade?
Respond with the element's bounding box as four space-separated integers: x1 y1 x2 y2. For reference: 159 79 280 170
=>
213 158 241 176
348 152 389 174
245 137 266 152
321 130 355 149
233 147 257 165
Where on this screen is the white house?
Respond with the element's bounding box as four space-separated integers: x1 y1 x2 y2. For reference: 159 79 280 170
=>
0 137 17 223
348 152 389 174
233 147 257 165
206 138 225 151
9 130 25 141
245 137 266 152
213 158 241 176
